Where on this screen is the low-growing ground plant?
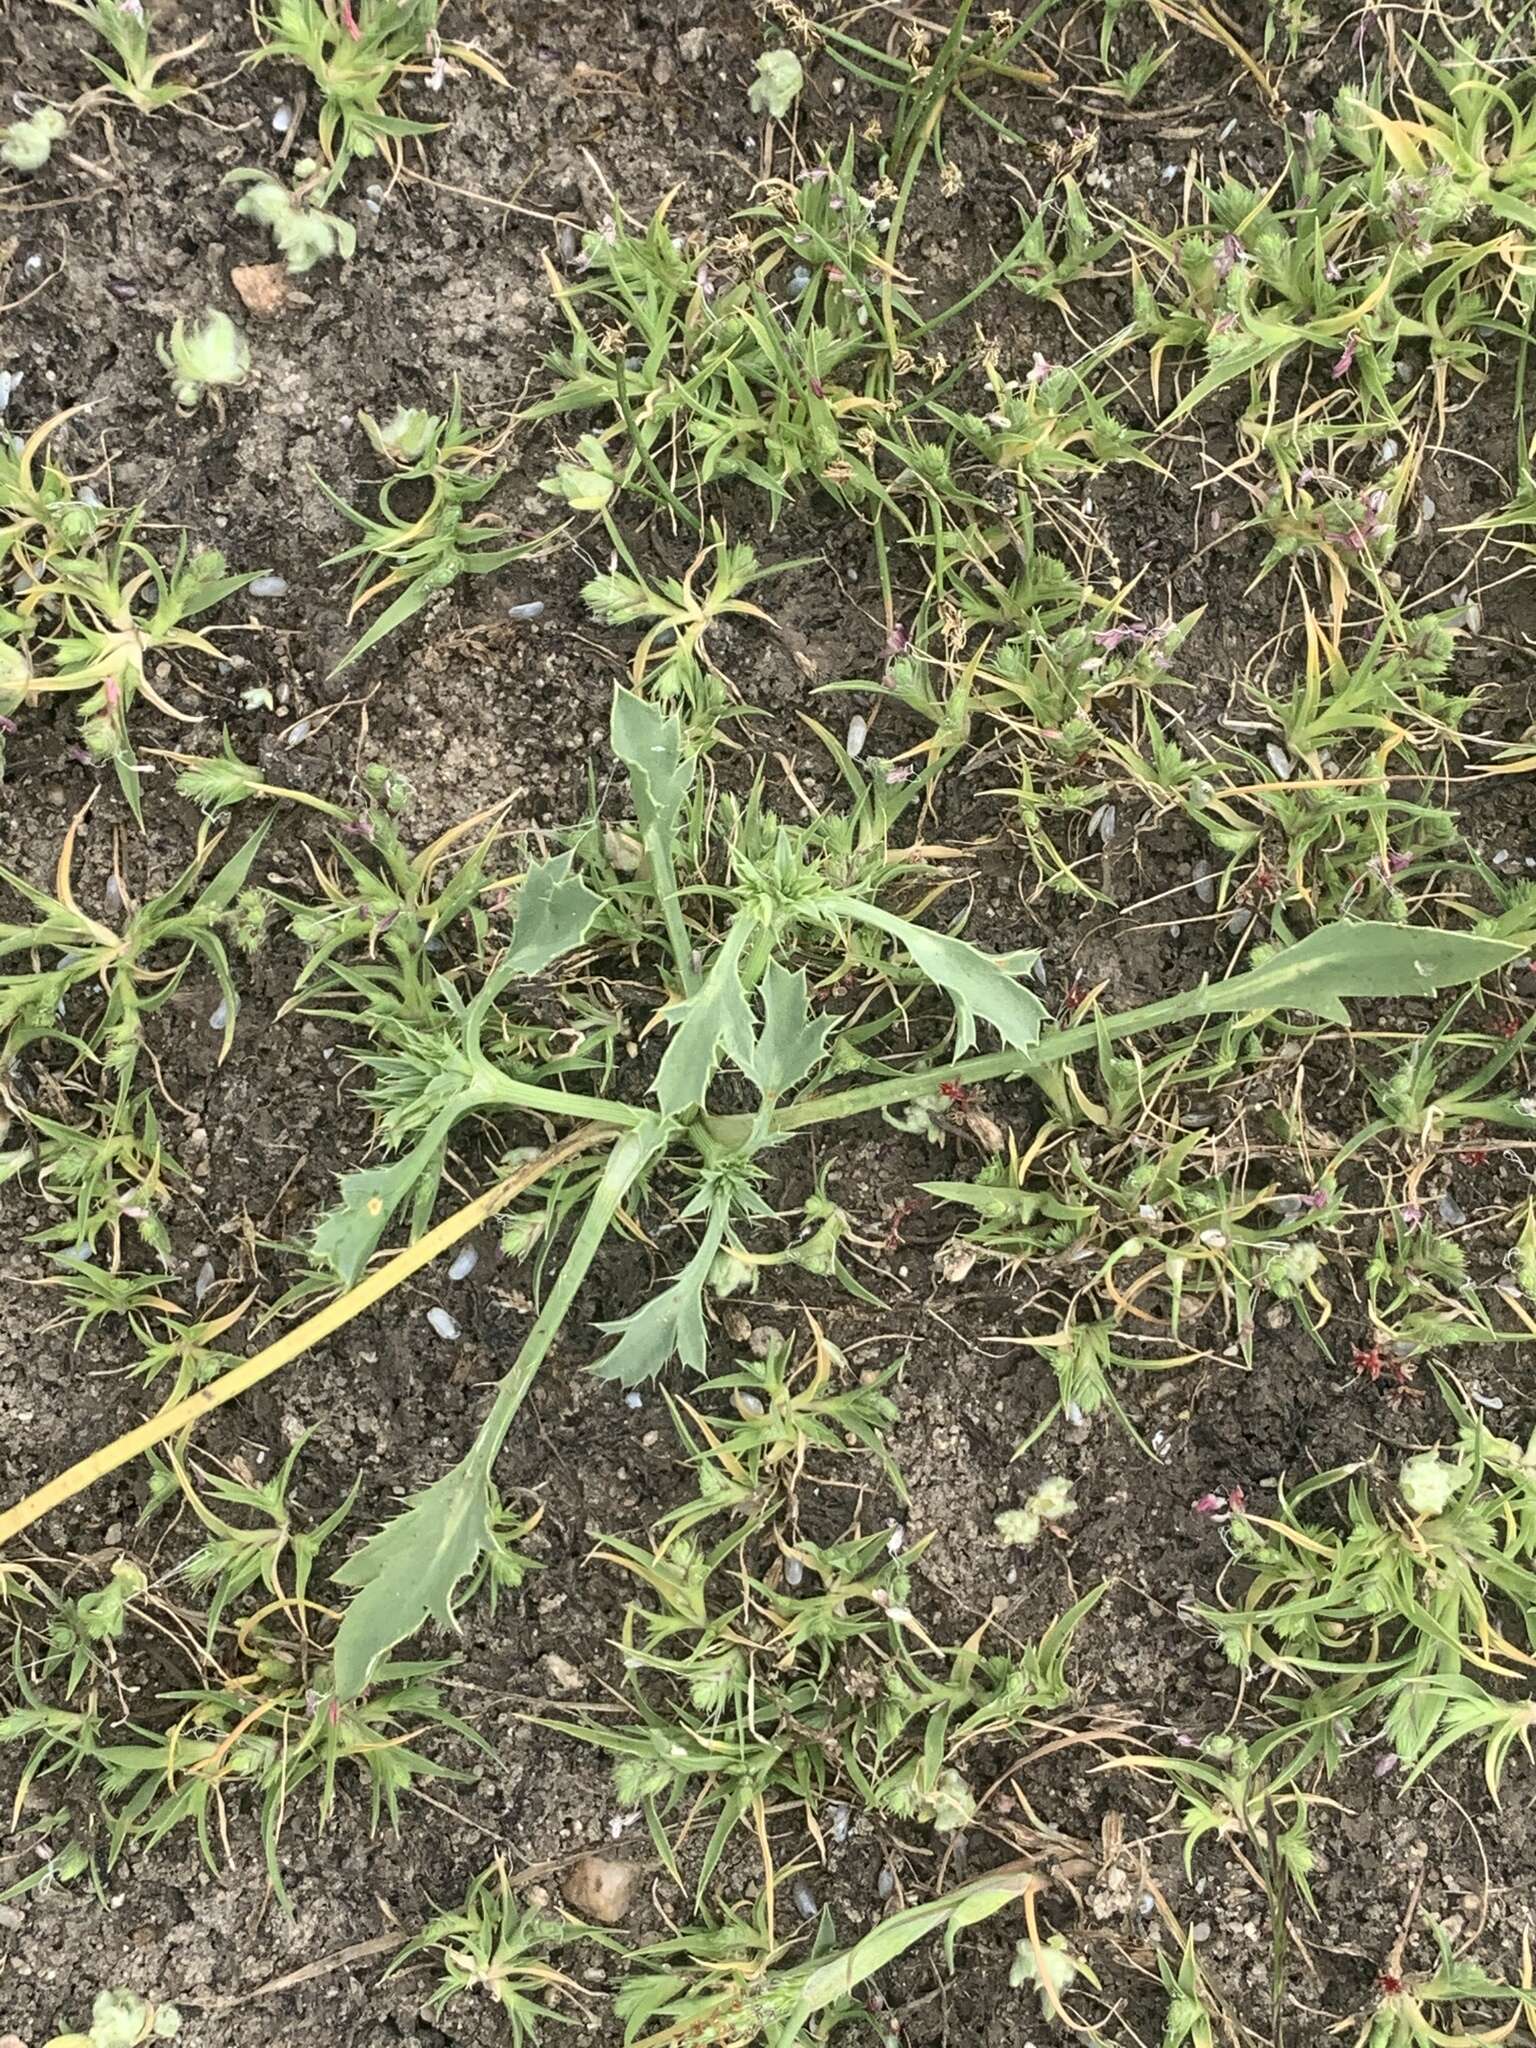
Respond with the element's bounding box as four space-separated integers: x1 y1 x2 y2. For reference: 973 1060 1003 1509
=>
225 161 356 271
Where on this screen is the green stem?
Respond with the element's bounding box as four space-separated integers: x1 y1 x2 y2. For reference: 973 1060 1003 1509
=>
479 1072 649 1129
644 828 699 999
702 986 1221 1147
463 1120 667 1474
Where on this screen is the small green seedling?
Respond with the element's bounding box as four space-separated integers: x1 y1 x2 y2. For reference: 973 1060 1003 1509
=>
156 311 250 413
226 162 356 272
387 1859 604 2043
1350 1921 1534 2048
749 48 803 120
2 105 68 171
995 1474 1077 1547
255 0 505 194
44 1986 180 2048
58 0 208 113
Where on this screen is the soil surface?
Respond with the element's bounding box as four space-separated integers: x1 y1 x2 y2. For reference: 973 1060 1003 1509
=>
4 3 1535 2047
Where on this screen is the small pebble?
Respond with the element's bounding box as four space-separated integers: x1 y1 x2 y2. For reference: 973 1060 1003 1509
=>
285 719 312 746
623 1389 643 1410
791 1879 817 1920
784 1555 805 1588
272 102 293 134
208 998 229 1032
1374 1752 1400 1778
427 1307 461 1341
1265 743 1292 779
828 1802 850 1845
1438 1194 1467 1226
846 714 868 759
877 1865 895 1899
249 574 289 598
506 600 545 621
448 1246 478 1282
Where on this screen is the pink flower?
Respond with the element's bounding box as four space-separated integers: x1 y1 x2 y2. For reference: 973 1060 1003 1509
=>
1332 331 1359 380
1192 1492 1226 1516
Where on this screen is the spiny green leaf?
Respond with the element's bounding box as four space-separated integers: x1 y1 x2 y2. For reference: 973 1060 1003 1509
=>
503 851 602 976
589 1203 731 1386
828 896 1044 1054
331 1459 495 1698
583 570 661 625
312 1104 468 1286
739 960 835 1100
611 686 692 839
654 920 755 1116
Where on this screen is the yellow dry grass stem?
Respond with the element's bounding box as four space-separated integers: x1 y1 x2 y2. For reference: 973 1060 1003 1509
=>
0 1122 616 1552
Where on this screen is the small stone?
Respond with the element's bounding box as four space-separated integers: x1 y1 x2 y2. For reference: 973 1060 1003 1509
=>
232 262 306 321
562 1853 639 1925
678 26 708 59
542 1653 584 1693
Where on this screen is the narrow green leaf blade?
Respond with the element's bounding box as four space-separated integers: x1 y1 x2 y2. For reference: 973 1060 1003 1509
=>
1203 924 1521 1026
788 1867 1038 2026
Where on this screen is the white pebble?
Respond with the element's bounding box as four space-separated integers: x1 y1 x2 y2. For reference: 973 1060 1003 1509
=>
449 1246 478 1281
272 103 292 134
285 719 312 746
1265 743 1292 779
208 998 229 1032
506 600 545 621
623 1389 643 1410
249 575 288 598
427 1307 461 1341
846 714 868 760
